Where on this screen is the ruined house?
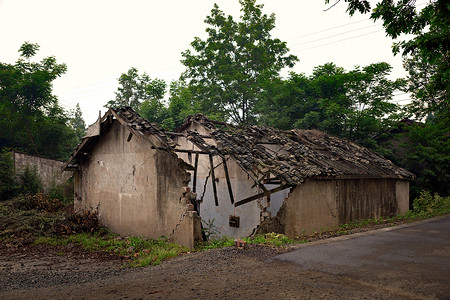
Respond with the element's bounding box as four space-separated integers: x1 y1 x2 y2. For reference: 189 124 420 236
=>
63 108 415 248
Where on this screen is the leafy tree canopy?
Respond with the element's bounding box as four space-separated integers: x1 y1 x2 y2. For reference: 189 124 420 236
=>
69 103 86 140
325 0 449 118
258 62 405 152
181 0 298 126
0 42 77 160
105 67 166 111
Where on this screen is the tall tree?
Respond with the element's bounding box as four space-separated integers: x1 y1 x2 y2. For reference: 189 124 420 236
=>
181 0 298 126
325 0 449 117
0 42 75 160
69 103 86 140
105 67 167 111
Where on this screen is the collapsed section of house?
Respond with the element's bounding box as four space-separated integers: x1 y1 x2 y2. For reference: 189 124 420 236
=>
63 107 415 248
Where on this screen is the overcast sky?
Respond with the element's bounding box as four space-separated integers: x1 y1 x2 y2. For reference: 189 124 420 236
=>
0 0 412 124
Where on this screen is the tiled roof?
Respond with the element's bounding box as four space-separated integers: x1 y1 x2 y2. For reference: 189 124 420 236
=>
65 108 415 184
180 114 415 185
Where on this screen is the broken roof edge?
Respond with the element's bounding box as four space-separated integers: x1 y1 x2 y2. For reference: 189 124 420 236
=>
61 109 115 171
63 107 415 184
176 115 416 183
62 107 177 172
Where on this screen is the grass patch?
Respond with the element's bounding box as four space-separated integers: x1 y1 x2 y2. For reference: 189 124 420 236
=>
34 232 188 267
196 237 234 250
244 232 300 246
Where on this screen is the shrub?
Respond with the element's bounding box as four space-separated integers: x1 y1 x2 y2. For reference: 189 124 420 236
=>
47 180 65 202
413 190 450 214
18 165 43 195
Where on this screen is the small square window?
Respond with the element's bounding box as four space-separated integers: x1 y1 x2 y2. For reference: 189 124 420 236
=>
229 215 240 228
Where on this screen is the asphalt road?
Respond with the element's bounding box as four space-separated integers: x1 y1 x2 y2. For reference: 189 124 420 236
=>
275 216 450 299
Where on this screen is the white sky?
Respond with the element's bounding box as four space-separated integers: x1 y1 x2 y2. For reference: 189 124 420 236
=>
0 0 413 125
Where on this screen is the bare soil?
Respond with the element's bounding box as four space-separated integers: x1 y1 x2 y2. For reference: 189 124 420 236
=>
0 240 439 300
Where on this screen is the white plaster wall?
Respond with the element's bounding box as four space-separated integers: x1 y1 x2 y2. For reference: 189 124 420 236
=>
174 123 262 238
265 184 290 217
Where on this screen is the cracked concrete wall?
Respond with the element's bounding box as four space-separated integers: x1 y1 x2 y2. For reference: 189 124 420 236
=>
74 121 196 246
283 178 410 237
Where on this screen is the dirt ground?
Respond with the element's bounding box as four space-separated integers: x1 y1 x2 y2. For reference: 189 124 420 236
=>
0 238 444 300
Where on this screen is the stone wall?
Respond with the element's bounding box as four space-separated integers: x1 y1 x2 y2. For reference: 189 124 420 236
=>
13 151 71 190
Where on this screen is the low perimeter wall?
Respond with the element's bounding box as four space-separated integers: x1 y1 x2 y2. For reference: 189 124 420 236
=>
13 151 71 190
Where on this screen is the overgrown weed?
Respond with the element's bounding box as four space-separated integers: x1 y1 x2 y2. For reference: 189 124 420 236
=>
34 233 187 267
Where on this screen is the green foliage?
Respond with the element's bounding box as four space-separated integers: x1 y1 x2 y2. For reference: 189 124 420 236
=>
413 191 450 215
105 67 167 112
396 116 450 198
69 103 86 140
244 232 296 246
202 218 220 241
331 0 449 120
18 165 43 195
0 149 17 200
181 0 298 126
0 42 78 160
35 233 187 267
47 180 66 203
258 62 404 152
197 236 234 250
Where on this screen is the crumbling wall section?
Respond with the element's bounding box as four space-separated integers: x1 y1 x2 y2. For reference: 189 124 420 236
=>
255 201 287 235
173 122 262 239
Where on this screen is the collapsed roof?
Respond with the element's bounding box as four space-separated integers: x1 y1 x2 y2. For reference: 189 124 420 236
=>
64 107 415 190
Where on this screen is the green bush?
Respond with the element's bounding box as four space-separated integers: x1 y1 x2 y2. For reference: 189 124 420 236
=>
48 180 65 202
19 165 43 195
413 190 450 214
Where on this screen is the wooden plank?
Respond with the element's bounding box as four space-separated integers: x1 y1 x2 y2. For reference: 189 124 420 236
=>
209 154 219 206
234 185 291 207
222 157 235 204
193 152 199 193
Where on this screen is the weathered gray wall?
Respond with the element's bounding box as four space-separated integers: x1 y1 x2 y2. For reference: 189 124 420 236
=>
74 121 200 247
284 178 410 237
13 151 71 190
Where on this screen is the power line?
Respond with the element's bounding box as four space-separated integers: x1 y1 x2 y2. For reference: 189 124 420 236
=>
289 23 379 47
285 19 371 41
296 30 381 51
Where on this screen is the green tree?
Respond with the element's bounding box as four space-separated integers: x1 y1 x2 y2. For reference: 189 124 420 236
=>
69 103 86 140
0 42 76 160
105 67 167 111
326 0 449 117
181 0 298 126
258 62 405 154
403 49 448 120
